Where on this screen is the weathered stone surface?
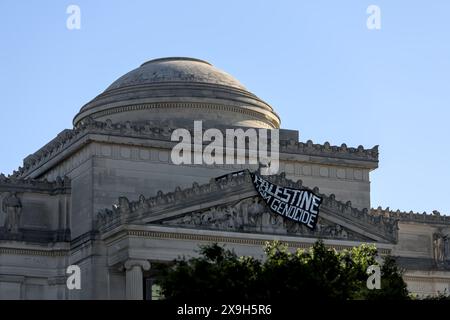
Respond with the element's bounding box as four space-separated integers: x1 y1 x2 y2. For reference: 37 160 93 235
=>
0 57 448 299
73 57 280 129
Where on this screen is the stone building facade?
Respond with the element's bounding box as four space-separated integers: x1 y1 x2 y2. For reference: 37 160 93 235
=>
0 57 449 299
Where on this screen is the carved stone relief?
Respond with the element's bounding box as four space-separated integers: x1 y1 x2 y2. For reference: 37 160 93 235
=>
160 196 371 241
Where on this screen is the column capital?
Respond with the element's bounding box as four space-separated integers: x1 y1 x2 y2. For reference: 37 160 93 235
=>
124 259 151 271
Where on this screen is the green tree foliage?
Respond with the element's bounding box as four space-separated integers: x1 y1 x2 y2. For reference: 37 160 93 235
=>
155 240 410 301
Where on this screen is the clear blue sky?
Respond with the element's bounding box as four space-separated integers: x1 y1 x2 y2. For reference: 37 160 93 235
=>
0 1 449 214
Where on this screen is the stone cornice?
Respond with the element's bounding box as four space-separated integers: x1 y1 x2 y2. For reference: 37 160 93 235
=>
0 175 71 194
371 207 450 225
8 119 378 178
0 245 68 257
75 101 280 129
279 140 378 163
100 225 393 256
96 170 398 242
403 275 450 282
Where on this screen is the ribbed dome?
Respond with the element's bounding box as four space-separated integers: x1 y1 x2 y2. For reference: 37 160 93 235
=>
73 57 280 129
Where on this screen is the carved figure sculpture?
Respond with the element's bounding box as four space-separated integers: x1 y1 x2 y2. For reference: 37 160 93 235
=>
2 192 22 233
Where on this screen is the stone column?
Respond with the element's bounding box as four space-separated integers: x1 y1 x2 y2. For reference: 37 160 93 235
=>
124 259 151 300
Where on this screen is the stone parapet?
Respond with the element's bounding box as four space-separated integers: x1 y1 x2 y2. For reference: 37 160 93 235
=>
8 119 378 179
371 207 450 225
0 175 71 194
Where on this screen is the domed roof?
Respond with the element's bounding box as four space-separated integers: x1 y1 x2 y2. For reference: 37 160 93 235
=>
105 57 247 92
73 57 280 129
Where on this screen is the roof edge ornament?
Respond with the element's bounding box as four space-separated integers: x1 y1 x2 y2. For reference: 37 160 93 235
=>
371 207 450 224
8 119 379 179
95 170 398 242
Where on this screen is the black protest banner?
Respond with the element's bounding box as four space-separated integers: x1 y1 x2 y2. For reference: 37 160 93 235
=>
250 172 323 230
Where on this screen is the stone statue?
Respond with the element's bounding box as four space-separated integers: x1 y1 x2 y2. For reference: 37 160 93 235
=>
335 225 348 239
258 162 269 175
247 198 264 228
433 232 446 265
444 235 449 262
118 197 131 216
2 192 22 233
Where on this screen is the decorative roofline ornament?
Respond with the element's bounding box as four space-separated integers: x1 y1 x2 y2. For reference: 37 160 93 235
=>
8 119 379 178
371 207 450 224
0 175 71 193
95 170 397 242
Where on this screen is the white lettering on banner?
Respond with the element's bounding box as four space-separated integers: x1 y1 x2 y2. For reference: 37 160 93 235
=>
250 172 323 230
